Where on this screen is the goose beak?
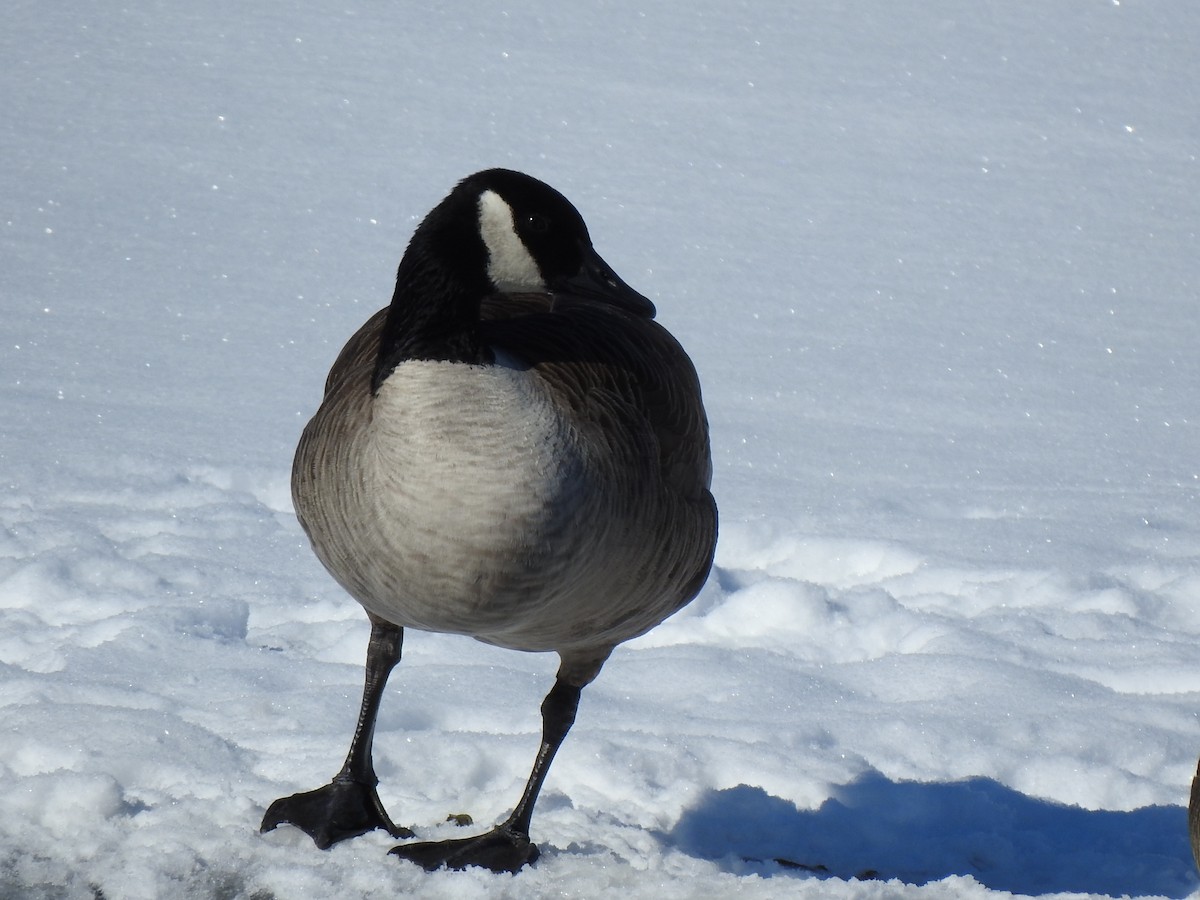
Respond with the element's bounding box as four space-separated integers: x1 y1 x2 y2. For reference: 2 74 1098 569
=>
555 245 657 318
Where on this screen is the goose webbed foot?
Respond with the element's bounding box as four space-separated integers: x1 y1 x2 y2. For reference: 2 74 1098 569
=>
389 823 539 873
261 777 413 849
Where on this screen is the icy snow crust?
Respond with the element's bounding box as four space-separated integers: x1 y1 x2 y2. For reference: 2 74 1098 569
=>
3 1 1199 898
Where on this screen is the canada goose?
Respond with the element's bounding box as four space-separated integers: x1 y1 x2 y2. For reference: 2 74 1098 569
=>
260 169 717 873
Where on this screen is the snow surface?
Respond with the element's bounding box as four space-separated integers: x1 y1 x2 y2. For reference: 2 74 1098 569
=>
3 1 1199 898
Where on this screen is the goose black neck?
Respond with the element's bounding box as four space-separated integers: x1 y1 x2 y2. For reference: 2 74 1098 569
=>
371 231 492 392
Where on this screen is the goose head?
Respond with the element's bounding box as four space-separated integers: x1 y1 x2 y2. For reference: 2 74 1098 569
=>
374 169 655 389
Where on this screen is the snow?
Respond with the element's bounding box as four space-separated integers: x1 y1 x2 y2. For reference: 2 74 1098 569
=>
2 1 1199 898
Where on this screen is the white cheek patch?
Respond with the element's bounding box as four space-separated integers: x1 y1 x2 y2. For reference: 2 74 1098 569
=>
478 190 546 292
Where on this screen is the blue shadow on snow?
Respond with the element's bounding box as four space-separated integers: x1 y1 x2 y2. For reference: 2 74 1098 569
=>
669 773 1197 898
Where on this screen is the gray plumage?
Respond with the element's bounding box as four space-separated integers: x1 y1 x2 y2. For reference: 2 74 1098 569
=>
294 293 716 679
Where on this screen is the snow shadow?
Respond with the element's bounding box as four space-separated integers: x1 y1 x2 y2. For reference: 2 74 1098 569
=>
669 773 1198 897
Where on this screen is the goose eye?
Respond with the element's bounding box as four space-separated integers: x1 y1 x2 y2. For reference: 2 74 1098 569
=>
525 214 550 235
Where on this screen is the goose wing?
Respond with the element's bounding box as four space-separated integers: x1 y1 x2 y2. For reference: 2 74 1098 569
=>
480 293 713 501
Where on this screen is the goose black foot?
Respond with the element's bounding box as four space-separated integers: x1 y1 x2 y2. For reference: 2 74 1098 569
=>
389 824 539 873
261 779 413 849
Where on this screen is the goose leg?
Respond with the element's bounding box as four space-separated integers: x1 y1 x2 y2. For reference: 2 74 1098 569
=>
389 677 582 873
261 616 412 848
